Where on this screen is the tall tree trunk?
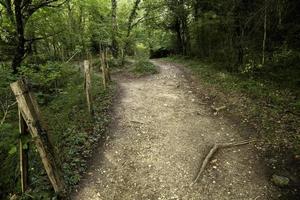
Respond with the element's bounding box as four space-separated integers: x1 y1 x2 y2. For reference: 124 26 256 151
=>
12 0 26 74
232 1 245 70
111 0 119 58
181 18 189 55
122 0 141 64
175 19 183 54
262 0 267 65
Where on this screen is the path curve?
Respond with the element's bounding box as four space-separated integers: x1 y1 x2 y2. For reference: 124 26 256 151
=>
72 60 276 200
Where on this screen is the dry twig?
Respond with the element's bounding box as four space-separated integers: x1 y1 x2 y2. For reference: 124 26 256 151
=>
0 101 17 126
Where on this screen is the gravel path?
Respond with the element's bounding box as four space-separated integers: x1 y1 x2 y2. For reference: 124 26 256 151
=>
72 60 277 200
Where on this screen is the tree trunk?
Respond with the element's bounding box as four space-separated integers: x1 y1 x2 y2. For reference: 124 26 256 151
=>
175 19 183 54
111 0 119 58
262 0 267 65
121 0 141 64
11 0 26 74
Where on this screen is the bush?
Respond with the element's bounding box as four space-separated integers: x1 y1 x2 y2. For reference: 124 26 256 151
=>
19 62 77 104
130 59 158 76
0 65 19 199
108 58 123 68
134 43 150 59
0 62 114 199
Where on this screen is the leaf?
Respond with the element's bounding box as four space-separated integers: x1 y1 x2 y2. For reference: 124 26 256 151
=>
8 146 17 155
23 143 29 150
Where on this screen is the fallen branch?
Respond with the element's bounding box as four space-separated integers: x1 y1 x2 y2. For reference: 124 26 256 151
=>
192 140 255 185
65 49 80 63
0 101 17 126
211 105 227 112
130 120 144 124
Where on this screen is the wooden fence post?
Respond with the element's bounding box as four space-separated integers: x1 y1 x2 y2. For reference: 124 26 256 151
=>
84 60 93 115
19 109 29 193
100 51 107 89
105 48 112 82
10 79 65 195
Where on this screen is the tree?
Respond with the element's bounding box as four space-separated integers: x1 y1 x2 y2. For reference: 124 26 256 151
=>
165 0 191 55
121 0 141 63
0 0 67 73
111 0 119 58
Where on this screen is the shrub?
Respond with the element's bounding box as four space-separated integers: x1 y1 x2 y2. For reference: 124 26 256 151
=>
19 62 77 104
130 59 158 76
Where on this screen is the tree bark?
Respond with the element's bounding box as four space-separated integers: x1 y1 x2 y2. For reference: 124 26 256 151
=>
122 0 141 64
111 0 119 58
262 0 267 65
11 0 26 74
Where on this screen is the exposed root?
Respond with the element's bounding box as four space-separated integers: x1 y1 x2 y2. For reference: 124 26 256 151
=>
192 140 256 185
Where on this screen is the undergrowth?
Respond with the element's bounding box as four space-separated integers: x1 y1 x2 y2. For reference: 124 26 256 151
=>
130 59 158 77
0 62 114 199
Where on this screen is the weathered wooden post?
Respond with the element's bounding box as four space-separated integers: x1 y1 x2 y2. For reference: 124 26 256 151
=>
10 79 65 195
100 51 107 89
19 109 29 193
84 60 93 115
105 48 112 82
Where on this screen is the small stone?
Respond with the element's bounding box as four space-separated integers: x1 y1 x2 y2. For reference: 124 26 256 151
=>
271 174 290 187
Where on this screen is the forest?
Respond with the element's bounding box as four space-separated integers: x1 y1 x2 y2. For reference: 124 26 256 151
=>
0 0 299 199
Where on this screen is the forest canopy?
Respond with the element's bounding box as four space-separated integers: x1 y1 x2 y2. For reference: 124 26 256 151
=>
1 0 299 81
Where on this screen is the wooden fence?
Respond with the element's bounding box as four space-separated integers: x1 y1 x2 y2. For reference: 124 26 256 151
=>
10 53 111 196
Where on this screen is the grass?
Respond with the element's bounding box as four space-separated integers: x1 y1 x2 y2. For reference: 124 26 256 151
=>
164 56 300 199
130 59 158 77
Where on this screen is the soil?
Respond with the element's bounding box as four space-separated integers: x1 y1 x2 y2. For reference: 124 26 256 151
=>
71 60 278 200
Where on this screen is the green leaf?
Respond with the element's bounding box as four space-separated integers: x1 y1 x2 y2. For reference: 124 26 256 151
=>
8 146 17 155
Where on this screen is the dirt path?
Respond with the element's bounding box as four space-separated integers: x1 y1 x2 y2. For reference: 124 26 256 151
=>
72 60 277 200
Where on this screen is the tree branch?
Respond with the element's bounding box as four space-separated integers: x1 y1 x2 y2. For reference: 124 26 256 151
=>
25 0 69 19
0 100 17 126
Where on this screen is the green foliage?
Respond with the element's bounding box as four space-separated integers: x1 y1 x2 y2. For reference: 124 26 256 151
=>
130 59 158 76
108 58 123 68
19 62 77 104
0 60 114 199
0 66 19 198
134 43 150 58
20 62 75 89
